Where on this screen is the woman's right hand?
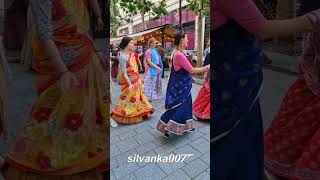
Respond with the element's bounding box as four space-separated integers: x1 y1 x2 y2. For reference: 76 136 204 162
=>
59 71 80 94
128 83 134 92
203 66 209 73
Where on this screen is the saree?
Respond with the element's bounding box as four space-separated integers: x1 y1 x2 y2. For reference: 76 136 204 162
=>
192 70 210 121
111 53 154 124
264 33 320 180
211 20 264 180
144 48 163 101
157 53 193 136
5 0 109 176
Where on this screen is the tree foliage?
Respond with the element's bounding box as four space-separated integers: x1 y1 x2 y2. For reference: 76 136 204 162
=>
119 0 167 23
186 0 210 17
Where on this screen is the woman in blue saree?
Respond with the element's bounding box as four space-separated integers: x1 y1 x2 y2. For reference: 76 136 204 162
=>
157 31 209 138
212 0 320 179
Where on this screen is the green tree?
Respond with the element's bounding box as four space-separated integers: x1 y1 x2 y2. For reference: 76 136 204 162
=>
186 0 210 17
110 0 123 37
186 0 210 67
119 0 167 31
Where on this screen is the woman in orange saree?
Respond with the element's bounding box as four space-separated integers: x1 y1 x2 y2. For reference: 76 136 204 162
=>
2 0 109 179
111 37 154 124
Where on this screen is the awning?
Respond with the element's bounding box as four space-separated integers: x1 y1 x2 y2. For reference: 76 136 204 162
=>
111 25 176 45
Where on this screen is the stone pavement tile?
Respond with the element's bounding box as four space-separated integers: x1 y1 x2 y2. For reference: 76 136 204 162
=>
119 131 137 141
135 125 151 135
145 119 159 129
157 155 186 175
162 169 191 180
152 137 171 147
182 158 208 179
117 173 138 180
148 128 163 140
206 168 210 173
134 163 166 180
111 135 121 145
203 133 210 141
111 158 119 170
185 131 205 141
114 149 138 165
199 152 210 165
197 125 210 135
112 162 140 180
111 144 121 158
111 170 116 180
154 142 176 156
134 131 156 145
136 150 157 167
135 141 157 155
111 127 134 137
193 121 209 129
116 137 140 153
194 171 210 180
169 136 192 149
173 145 202 164
132 122 149 129
189 137 210 154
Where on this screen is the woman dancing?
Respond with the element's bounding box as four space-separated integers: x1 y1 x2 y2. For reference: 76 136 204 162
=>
157 31 209 138
111 37 154 124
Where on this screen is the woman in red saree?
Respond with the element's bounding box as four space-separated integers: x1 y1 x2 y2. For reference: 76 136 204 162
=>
2 0 109 179
192 70 210 121
264 1 320 179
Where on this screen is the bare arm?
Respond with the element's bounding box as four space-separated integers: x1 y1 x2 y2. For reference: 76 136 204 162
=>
191 67 208 75
88 0 102 18
256 15 313 40
119 55 132 86
147 58 160 69
30 0 68 74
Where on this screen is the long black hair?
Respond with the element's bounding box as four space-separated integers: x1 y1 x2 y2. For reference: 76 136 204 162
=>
299 0 320 15
119 37 132 50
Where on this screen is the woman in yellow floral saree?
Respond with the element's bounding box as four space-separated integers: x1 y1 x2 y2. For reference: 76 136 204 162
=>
111 37 154 124
2 0 109 179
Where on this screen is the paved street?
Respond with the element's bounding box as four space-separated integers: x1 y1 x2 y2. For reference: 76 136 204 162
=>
260 64 297 130
110 72 210 180
0 63 36 154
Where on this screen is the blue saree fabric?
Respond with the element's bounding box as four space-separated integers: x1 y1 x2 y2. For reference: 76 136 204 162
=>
211 20 264 180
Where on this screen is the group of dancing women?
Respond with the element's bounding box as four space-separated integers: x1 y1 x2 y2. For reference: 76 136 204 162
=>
111 31 210 138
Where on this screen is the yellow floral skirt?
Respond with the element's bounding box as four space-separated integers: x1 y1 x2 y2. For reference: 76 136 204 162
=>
111 78 154 124
5 53 109 176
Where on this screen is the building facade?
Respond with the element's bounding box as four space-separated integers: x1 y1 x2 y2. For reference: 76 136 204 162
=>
115 0 210 50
